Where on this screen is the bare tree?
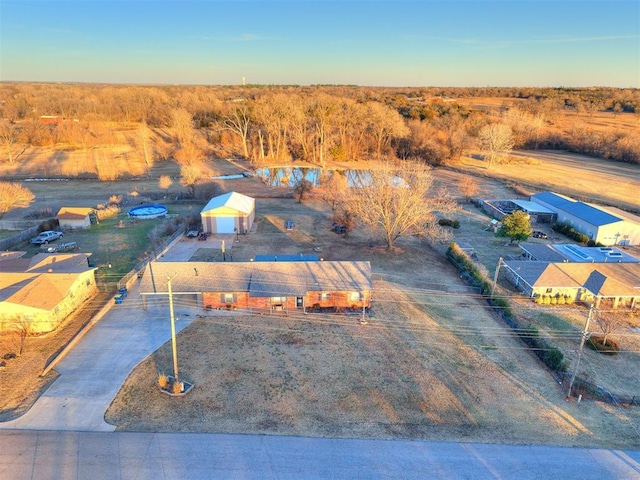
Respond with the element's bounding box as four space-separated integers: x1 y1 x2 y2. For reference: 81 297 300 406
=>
365 101 410 160
171 108 195 145
222 103 252 159
293 178 313 203
478 123 514 168
180 163 208 198
307 94 340 168
0 119 19 163
5 317 31 356
346 161 457 250
321 170 349 213
459 176 479 203
594 309 626 347
159 175 173 195
137 122 154 166
0 182 35 216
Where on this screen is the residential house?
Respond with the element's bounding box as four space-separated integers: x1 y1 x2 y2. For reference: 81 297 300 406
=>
0 252 97 333
518 243 640 263
139 260 372 313
502 260 640 309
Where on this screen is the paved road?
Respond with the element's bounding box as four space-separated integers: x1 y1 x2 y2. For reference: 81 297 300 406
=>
0 281 196 432
1 430 639 480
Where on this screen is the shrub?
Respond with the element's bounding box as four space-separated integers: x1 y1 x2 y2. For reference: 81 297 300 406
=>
38 218 60 232
25 208 53 220
551 222 590 244
588 335 619 355
438 218 460 229
565 295 574 305
158 373 169 389
543 347 566 371
172 380 184 394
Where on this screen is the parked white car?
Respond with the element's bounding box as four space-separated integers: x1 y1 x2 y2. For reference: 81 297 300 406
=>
30 230 64 245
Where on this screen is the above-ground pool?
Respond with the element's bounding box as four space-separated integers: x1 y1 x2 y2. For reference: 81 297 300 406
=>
128 204 168 219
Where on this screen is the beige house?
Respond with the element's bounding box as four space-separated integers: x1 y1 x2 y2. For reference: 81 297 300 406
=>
0 252 97 333
503 260 640 309
200 192 255 234
56 207 96 230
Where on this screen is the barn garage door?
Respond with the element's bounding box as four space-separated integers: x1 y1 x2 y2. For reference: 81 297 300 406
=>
216 216 236 233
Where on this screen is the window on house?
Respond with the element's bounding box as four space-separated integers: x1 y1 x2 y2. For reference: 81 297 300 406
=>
271 296 286 304
349 292 363 302
546 288 553 294
318 293 332 301
86 279 91 286
221 293 237 303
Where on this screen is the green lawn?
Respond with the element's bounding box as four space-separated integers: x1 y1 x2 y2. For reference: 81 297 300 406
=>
60 215 159 285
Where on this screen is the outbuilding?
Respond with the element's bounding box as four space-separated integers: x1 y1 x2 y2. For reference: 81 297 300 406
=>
55 207 96 230
200 192 255 234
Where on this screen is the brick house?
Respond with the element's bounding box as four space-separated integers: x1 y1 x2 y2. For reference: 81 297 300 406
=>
139 260 372 314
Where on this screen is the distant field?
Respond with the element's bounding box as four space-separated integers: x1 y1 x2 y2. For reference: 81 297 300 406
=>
459 149 640 212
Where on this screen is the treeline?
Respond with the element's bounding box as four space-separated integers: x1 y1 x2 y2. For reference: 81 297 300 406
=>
0 83 638 168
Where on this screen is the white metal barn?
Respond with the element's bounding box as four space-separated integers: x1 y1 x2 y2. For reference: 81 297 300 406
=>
200 192 255 234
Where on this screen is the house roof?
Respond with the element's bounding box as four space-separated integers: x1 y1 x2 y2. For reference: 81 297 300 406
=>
0 273 78 310
139 261 372 297
559 202 622 227
56 207 94 220
530 191 574 208
504 260 640 297
519 243 567 262
0 253 92 274
201 192 255 215
519 243 640 263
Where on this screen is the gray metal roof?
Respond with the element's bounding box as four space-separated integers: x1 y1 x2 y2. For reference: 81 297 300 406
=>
139 261 372 297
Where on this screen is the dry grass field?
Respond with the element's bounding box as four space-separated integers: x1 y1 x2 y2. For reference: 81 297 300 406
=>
105 218 640 448
2 136 640 448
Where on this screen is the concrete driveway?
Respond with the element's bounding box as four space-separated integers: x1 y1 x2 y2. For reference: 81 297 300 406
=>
0 281 196 432
158 234 236 262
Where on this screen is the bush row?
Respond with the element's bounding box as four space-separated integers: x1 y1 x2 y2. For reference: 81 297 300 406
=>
446 242 566 373
551 222 589 244
534 294 575 305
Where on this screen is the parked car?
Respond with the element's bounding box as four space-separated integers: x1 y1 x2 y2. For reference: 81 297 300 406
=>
30 230 64 244
532 231 548 239
285 219 294 230
331 223 346 234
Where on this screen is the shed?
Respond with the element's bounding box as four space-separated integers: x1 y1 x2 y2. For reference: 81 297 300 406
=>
55 207 96 230
200 192 255 234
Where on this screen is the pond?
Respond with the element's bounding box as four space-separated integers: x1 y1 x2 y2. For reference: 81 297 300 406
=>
255 167 377 188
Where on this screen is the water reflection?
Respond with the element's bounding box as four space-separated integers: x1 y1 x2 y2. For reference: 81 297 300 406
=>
255 167 374 188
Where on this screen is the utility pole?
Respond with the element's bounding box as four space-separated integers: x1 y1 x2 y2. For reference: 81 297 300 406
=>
491 257 503 299
167 276 179 382
567 303 594 400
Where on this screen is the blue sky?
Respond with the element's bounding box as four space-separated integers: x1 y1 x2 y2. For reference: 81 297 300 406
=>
1 0 638 87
